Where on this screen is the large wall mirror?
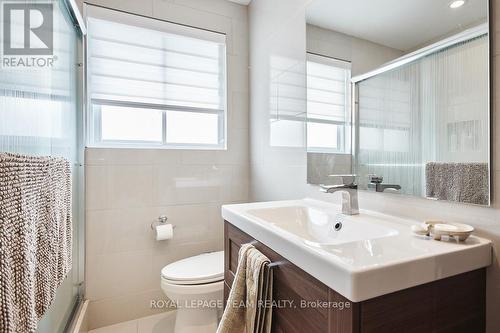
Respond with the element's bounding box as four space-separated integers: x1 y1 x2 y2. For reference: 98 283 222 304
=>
306 0 491 206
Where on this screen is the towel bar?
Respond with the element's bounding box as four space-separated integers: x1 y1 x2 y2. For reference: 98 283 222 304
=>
243 242 282 269
267 262 281 269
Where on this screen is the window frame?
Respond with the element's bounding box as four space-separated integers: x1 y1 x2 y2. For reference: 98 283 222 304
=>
83 4 227 150
306 52 351 154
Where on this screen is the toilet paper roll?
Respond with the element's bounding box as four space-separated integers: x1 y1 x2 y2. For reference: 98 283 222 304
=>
156 224 173 241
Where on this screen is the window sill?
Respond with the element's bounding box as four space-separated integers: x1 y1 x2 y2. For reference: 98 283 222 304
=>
86 143 227 151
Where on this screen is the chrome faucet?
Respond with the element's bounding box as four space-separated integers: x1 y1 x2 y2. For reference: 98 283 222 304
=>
367 175 401 193
320 175 359 215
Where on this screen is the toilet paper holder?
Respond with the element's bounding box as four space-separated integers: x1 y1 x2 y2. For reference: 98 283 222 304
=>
150 215 176 230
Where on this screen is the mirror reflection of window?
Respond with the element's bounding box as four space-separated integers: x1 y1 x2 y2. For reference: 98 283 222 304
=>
306 53 351 154
269 61 307 148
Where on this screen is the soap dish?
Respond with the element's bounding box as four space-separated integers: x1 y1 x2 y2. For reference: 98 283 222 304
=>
412 220 474 241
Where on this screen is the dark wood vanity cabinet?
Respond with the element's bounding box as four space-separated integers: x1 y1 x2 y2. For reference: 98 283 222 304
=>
224 222 486 333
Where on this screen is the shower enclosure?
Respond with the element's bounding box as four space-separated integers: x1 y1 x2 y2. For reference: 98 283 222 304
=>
0 0 85 331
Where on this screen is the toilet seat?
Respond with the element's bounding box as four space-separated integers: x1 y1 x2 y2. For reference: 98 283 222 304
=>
161 251 224 285
161 279 224 296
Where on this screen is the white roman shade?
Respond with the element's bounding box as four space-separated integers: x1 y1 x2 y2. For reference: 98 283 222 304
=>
85 5 227 148
307 53 351 124
306 53 351 152
87 6 226 110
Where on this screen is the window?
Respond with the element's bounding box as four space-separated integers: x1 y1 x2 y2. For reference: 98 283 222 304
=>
85 6 227 149
306 53 351 153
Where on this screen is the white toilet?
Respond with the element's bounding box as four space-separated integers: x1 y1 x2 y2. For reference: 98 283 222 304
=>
161 251 224 333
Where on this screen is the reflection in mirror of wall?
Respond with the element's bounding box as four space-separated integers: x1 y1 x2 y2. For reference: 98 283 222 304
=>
305 0 490 206
306 53 353 184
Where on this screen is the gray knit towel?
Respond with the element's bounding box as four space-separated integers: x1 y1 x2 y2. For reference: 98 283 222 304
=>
425 162 489 205
0 152 73 333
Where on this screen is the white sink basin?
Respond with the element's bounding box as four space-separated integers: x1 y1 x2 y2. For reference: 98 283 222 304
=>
222 198 492 302
247 206 398 246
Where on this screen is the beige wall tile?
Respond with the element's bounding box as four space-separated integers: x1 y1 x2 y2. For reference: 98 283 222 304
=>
86 208 156 257
173 0 247 21
148 149 181 165
85 210 108 258
85 166 109 210
216 128 249 165
108 165 153 209
85 149 108 166
159 165 221 205
83 0 153 16
86 250 155 300
152 0 232 34
84 0 249 329
223 165 250 202
151 164 179 206
227 54 249 93
231 18 249 57
87 289 170 330
230 92 249 130
87 296 136 330
86 149 157 166
180 150 217 165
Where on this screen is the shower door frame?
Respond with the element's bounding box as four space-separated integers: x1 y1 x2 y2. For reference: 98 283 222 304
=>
350 18 491 206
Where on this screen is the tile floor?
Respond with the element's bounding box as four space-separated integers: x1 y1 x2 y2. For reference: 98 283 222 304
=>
88 311 176 333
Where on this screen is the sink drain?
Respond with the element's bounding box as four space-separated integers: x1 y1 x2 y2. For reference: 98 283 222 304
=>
333 221 342 231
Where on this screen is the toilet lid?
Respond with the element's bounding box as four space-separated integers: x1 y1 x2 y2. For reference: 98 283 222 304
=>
161 251 224 285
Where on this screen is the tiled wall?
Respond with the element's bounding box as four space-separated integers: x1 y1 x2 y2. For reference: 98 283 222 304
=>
248 0 500 332
248 0 310 201
82 0 248 329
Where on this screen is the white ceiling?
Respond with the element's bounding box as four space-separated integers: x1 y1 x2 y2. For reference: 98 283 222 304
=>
306 0 487 51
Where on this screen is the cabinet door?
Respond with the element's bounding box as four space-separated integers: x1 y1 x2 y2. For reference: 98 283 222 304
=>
360 269 486 333
224 222 359 333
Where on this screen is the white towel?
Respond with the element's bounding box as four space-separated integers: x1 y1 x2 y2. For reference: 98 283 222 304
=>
0 152 73 333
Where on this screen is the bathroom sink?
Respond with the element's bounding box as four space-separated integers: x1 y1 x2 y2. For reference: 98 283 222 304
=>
222 198 492 302
246 206 398 246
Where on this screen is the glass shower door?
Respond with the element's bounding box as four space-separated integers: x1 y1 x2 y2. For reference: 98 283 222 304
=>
0 0 84 332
